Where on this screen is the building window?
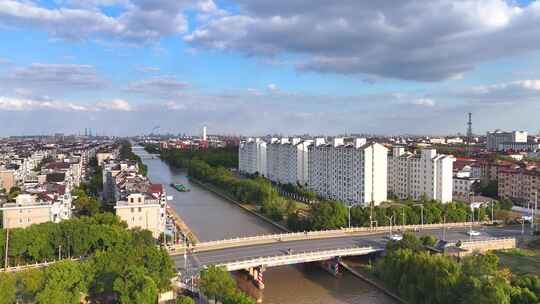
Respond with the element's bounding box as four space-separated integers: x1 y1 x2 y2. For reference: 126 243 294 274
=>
138 207 142 212
131 208 134 213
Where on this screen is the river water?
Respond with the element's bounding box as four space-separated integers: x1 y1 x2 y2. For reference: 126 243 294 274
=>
134 147 396 304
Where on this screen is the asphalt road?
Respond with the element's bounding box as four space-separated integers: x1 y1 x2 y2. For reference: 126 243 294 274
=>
172 225 526 273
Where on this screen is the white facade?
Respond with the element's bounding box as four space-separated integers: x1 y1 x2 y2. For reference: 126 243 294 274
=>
308 138 387 206
238 138 267 176
202 126 207 141
453 177 479 198
388 147 455 203
265 138 313 185
487 130 528 151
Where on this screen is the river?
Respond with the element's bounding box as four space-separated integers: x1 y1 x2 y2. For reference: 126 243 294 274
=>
134 147 396 304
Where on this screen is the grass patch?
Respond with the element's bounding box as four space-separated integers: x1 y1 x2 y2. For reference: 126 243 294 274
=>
495 248 540 276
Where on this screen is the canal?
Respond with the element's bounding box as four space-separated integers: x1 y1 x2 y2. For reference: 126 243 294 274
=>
134 147 396 304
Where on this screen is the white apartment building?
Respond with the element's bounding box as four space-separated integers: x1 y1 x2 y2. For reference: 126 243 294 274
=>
388 147 455 203
266 138 312 185
0 193 72 229
114 189 167 239
238 138 267 176
486 130 528 151
308 138 387 206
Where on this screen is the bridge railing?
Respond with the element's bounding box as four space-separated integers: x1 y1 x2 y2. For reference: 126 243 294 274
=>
215 246 382 271
0 257 82 273
169 221 494 252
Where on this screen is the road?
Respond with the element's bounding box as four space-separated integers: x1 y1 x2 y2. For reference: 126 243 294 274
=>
173 225 524 274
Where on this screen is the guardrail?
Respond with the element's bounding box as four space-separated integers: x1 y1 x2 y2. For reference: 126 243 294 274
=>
215 246 382 271
0 257 82 273
169 221 494 253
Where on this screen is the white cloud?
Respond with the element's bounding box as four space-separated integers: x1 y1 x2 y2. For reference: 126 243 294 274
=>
185 0 540 81
0 96 90 111
2 63 105 91
126 76 190 97
411 98 436 107
267 83 278 92
137 66 161 73
97 99 132 111
0 0 196 44
164 101 186 110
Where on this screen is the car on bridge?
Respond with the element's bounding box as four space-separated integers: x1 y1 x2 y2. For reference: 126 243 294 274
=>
386 234 403 241
466 230 481 236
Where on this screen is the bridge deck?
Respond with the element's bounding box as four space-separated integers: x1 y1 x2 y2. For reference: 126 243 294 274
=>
172 225 523 274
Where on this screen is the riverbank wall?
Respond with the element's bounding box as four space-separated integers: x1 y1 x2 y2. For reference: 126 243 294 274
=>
189 178 291 233
167 207 200 244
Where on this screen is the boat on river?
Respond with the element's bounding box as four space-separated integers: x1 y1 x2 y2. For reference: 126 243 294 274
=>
170 183 190 192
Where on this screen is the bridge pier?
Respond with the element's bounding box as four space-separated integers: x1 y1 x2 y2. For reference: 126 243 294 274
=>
247 266 265 289
319 257 341 277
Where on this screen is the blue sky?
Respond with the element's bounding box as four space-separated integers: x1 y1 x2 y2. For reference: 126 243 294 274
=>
1 0 540 136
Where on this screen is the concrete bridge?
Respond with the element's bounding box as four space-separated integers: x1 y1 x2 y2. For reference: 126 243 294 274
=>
171 223 521 289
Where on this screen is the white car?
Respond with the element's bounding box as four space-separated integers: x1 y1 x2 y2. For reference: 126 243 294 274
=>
467 230 481 236
522 215 533 223
387 234 403 241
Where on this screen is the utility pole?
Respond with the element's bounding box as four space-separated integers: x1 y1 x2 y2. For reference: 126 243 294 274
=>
533 191 538 235
491 201 494 224
443 215 447 241
348 204 352 228
4 228 9 270
414 204 424 229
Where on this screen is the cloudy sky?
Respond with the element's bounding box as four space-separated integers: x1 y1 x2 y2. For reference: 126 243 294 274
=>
1 0 540 136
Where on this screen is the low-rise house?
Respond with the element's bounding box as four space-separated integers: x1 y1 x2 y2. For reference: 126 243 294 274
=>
114 185 167 238
0 191 72 229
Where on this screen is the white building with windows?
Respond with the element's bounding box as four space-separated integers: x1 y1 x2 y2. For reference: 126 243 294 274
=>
266 138 312 185
388 147 455 203
486 130 528 151
238 138 267 176
308 138 387 206
453 165 480 200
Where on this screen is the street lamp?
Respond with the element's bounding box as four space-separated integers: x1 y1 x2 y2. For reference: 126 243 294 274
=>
413 204 424 229
490 200 494 224
385 215 395 236
532 191 538 235
347 203 359 228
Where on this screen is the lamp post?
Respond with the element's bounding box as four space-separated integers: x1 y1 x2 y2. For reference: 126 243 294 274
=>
413 204 424 229
347 203 359 228
385 215 395 236
533 191 538 235
402 207 406 227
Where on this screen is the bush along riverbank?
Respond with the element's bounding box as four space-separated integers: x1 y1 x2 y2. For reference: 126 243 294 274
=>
187 158 508 232
373 233 540 304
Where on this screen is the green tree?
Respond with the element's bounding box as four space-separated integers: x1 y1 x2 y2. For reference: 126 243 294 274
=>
510 287 538 304
0 273 16 304
36 260 87 304
223 291 256 304
420 235 437 247
113 266 158 304
199 266 237 302
19 269 45 303
176 295 196 304
310 201 347 229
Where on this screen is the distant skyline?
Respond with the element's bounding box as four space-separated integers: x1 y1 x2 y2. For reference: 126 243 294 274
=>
1 0 540 136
